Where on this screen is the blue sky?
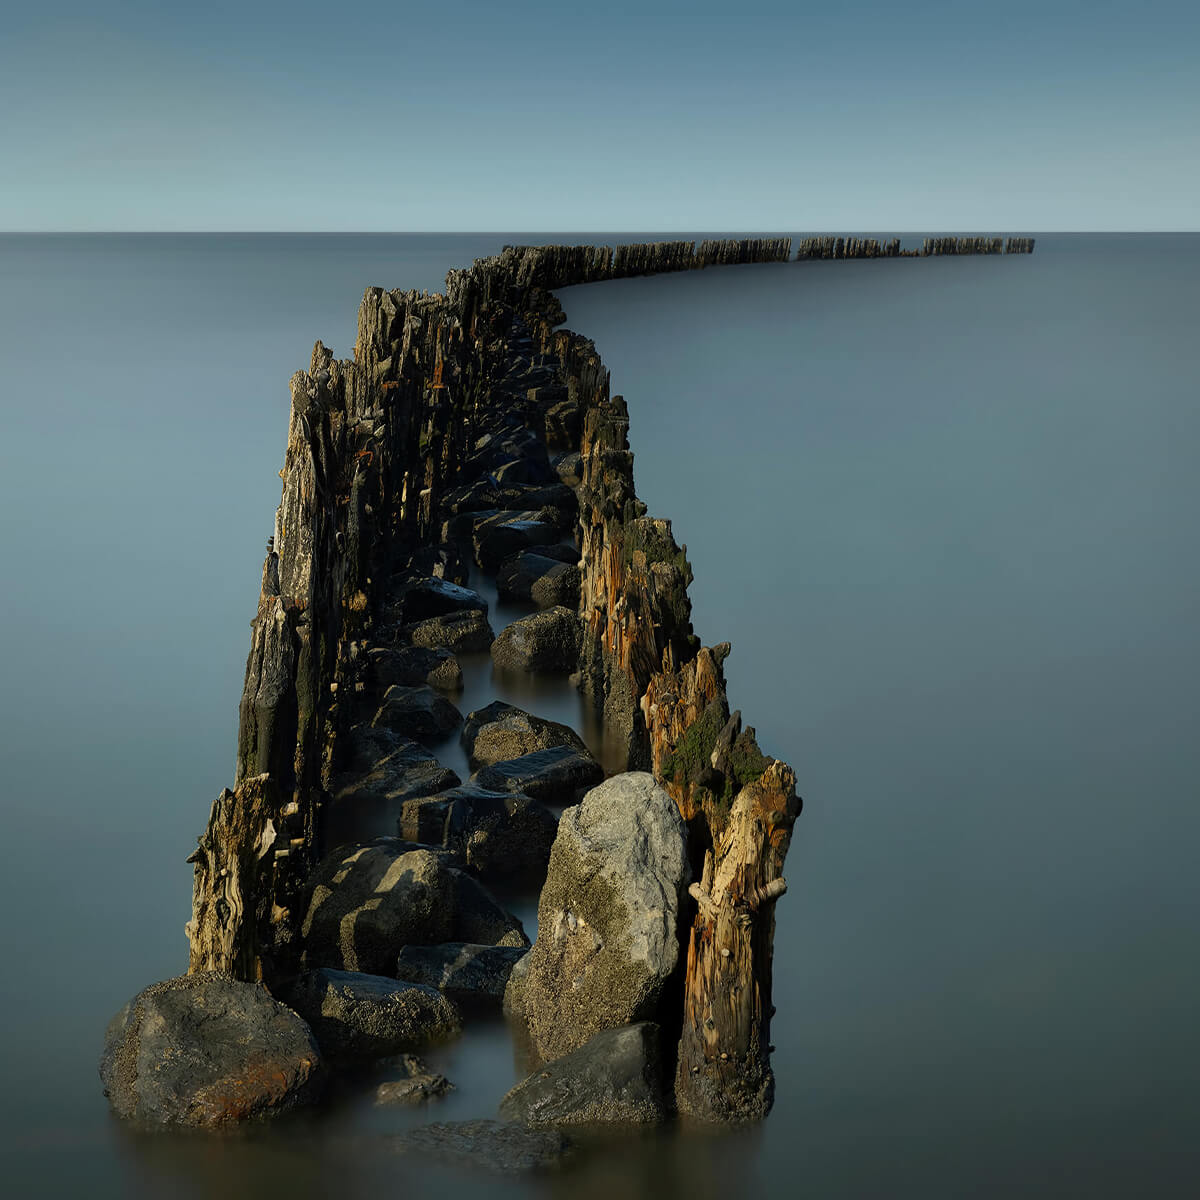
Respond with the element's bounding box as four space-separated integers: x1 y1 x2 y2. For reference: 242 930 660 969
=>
1 0 1196 230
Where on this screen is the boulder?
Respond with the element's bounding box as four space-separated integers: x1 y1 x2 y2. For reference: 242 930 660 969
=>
471 745 603 807
516 773 689 1062
370 685 461 743
496 553 580 609
300 842 528 975
499 1023 667 1127
491 607 581 673
461 701 588 767
406 609 495 653
389 577 487 623
331 726 460 807
474 512 565 571
394 943 528 1009
386 1120 569 1174
286 969 460 1061
99 973 323 1128
398 784 558 882
366 645 462 693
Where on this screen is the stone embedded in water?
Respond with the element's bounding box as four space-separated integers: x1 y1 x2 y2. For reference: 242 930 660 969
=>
496 552 581 608
491 606 581 673
331 725 460 807
370 684 461 744
99 973 323 1128
286 968 460 1061
499 1022 668 1127
385 1119 570 1174
470 744 603 807
406 609 496 653
515 772 689 1062
300 842 528 975
394 942 529 1008
366 645 463 693
461 701 588 766
391 576 488 623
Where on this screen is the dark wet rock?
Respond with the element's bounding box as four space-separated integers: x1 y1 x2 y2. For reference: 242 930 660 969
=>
443 478 575 518
524 542 581 565
515 773 689 1061
474 512 566 571
496 553 581 609
491 607 581 673
366 645 462 693
398 784 558 881
554 451 583 487
386 1119 569 1174
406 609 495 653
462 701 588 767
286 969 460 1062
331 726 460 807
499 1023 667 1127
402 543 471 586
370 684 461 743
389 576 487 623
394 943 528 1009
471 745 604 807
300 842 528 975
375 1070 454 1106
99 973 323 1128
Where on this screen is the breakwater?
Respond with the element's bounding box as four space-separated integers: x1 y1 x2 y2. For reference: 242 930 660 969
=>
794 234 1035 259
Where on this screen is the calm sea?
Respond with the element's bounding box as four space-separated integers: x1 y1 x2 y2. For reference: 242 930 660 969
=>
0 233 1196 1197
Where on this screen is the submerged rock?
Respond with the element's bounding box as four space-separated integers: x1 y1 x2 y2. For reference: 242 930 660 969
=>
286 969 460 1061
515 773 689 1061
461 701 588 767
394 943 529 1009
300 842 528 975
370 684 461 743
471 744 603 807
398 784 558 882
386 1119 569 1174
406 609 495 653
491 606 581 673
99 973 323 1128
499 1023 667 1127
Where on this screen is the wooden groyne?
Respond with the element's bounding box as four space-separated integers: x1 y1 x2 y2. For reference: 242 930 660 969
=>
795 234 1035 259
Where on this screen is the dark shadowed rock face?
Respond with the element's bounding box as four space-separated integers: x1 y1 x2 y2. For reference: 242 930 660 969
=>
99 973 323 1128
370 684 461 743
474 512 566 571
331 726 460 807
300 842 528 975
491 606 581 673
496 552 581 609
286 969 460 1061
499 1023 667 1127
470 744 604 807
461 701 588 767
515 773 689 1062
405 609 495 653
366 645 462 693
394 943 528 1009
390 576 487 623
385 1119 569 1174
398 784 558 883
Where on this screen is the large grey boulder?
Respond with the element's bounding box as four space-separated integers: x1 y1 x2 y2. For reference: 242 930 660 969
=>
99 973 323 1128
300 842 528 975
286 969 459 1061
491 607 580 673
394 943 528 1009
406 609 495 653
398 784 558 882
499 1023 667 1127
386 1120 569 1174
461 701 588 767
471 744 603 807
370 685 461 743
516 773 689 1062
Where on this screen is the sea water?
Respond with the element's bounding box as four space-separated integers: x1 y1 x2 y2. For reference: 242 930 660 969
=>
0 233 1196 1197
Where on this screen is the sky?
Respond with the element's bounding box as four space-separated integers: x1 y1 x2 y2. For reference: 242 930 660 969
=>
1 0 1196 231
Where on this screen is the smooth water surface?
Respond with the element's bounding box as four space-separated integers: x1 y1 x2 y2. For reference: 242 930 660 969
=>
1 233 1196 1197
